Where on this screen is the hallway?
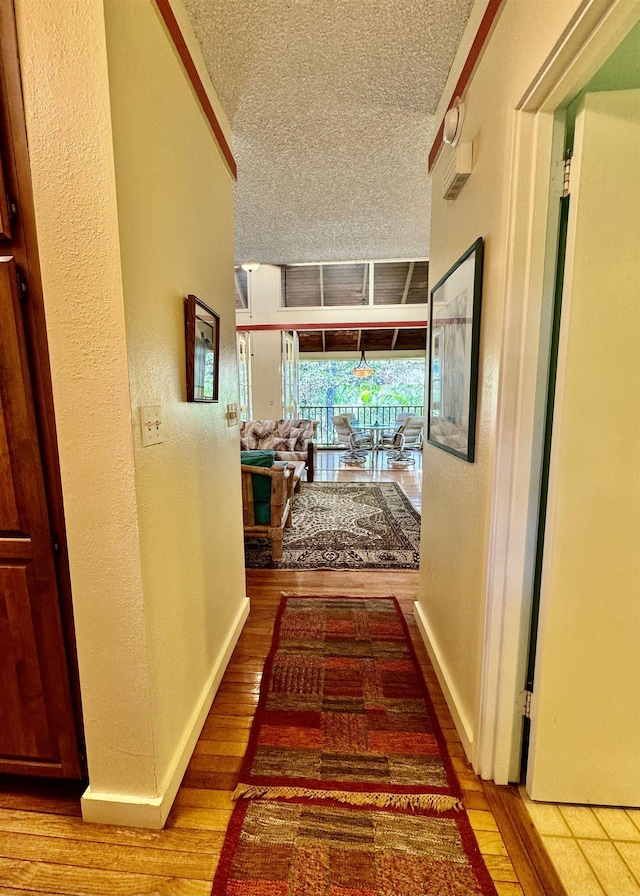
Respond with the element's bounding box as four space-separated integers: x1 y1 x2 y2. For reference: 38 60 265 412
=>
0 463 562 895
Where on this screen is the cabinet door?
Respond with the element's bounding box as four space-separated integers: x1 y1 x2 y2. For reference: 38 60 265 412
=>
0 257 81 777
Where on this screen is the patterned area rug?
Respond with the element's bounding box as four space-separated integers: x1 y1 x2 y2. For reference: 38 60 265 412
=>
212 595 498 896
233 595 461 811
244 481 420 569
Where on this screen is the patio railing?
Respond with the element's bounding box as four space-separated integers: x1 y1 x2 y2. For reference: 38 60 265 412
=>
300 405 424 447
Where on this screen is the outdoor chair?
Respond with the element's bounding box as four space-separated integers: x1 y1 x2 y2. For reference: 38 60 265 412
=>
331 414 373 464
390 413 423 448
383 415 425 465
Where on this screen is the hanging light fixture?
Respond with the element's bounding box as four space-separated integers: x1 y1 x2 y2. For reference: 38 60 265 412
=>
353 350 374 378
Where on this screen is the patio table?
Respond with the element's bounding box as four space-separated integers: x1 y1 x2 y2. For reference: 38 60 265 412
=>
352 421 396 464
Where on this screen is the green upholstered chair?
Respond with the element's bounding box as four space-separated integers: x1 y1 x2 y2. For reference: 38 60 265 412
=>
240 450 294 562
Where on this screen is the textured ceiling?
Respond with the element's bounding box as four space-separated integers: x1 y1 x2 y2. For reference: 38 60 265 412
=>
182 0 474 264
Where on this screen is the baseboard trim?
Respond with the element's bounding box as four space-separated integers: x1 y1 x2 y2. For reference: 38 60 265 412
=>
413 600 475 761
81 595 251 828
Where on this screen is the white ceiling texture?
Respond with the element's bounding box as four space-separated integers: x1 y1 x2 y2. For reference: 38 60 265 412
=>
182 0 474 265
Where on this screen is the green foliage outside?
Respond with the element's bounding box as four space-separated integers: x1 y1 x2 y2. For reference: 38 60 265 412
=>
299 359 426 409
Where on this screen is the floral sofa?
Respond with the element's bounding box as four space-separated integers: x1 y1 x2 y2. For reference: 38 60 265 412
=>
240 418 318 482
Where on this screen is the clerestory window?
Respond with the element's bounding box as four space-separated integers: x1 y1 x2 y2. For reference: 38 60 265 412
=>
281 260 428 309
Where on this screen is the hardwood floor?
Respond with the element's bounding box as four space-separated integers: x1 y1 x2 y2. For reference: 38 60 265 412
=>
0 456 563 896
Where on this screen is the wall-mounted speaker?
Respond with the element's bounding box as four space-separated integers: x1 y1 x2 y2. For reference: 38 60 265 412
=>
441 142 473 201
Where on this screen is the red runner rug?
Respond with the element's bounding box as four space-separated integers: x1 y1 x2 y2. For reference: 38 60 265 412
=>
212 796 498 895
212 594 498 896
233 595 462 811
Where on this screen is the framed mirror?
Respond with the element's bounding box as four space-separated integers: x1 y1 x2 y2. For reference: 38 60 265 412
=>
185 294 220 402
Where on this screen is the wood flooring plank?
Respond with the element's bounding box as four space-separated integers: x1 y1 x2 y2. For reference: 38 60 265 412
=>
0 787 82 818
0 795 81 818
459 773 485 792
0 857 211 896
197 726 249 745
166 807 232 832
0 830 216 879
494 882 526 896
211 695 258 709
216 683 260 697
219 672 262 684
463 791 492 811
181 769 238 791
0 888 68 896
202 713 253 730
194 740 246 758
0 808 219 854
173 788 235 811
185 755 242 774
483 781 568 896
475 830 510 857
468 809 500 832
484 855 520 883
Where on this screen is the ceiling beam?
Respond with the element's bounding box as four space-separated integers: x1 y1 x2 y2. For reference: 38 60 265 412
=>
361 264 369 305
400 262 415 304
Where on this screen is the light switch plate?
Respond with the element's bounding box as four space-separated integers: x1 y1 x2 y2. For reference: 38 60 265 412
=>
140 405 163 446
227 403 238 426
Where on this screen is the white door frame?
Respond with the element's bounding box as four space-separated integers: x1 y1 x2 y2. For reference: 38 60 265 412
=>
477 0 640 784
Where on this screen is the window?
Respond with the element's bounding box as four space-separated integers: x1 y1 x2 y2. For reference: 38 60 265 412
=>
373 261 429 305
237 332 252 420
281 260 428 308
282 331 298 418
235 268 248 309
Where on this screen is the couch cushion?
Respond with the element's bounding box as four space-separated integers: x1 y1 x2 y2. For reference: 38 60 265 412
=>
241 419 317 453
275 450 307 462
270 437 297 452
241 449 275 467
241 450 275 522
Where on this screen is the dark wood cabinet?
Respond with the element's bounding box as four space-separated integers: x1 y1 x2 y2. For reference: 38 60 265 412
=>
0 259 81 777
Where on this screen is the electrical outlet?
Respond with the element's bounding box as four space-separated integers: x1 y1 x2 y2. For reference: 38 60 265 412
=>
140 405 163 446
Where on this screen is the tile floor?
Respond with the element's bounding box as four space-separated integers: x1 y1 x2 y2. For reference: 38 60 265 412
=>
521 789 640 895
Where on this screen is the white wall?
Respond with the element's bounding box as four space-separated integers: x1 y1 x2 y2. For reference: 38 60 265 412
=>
416 0 585 764
249 330 285 419
15 0 248 827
